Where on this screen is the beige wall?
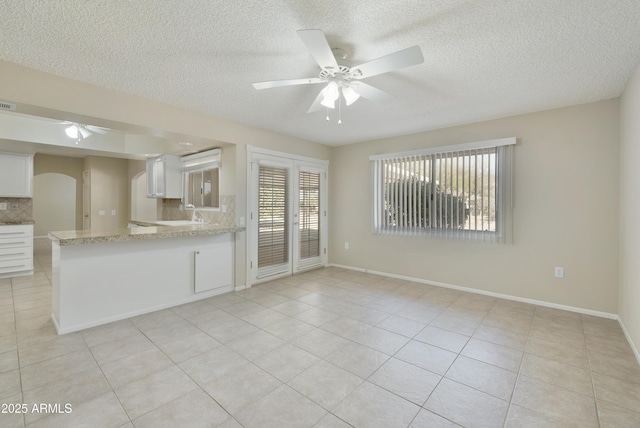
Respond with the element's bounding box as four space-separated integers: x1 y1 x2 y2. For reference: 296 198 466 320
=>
34 154 84 230
84 156 129 231
330 100 620 314
619 61 640 356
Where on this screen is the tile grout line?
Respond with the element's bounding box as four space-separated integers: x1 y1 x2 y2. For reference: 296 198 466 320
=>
79 328 135 426
583 316 603 428
148 307 241 426
501 302 536 428
10 276 27 428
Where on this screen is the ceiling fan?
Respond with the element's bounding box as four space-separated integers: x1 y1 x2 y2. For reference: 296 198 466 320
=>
252 29 424 116
60 122 110 143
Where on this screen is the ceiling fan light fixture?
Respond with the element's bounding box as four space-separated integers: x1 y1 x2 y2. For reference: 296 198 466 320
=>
79 127 92 139
321 81 339 109
320 97 335 109
65 125 78 139
65 123 92 140
342 86 360 106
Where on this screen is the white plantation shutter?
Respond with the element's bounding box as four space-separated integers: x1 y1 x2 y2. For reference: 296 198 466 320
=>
371 138 515 243
298 170 321 260
258 166 289 268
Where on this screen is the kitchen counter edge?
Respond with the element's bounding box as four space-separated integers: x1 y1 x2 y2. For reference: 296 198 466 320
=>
48 224 245 246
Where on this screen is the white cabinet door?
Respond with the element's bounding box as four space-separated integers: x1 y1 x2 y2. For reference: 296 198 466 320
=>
0 153 33 197
194 240 233 293
146 155 182 198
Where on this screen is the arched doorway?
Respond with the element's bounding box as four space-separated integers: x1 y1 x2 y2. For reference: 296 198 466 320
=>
33 173 76 237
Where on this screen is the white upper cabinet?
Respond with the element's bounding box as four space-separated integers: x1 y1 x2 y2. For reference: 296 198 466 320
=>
0 152 33 198
146 155 182 198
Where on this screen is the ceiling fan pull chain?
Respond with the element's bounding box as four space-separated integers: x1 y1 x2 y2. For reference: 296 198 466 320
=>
325 106 330 122
338 94 342 125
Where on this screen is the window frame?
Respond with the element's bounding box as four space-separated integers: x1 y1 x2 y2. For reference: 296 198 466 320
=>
182 149 222 211
371 138 515 243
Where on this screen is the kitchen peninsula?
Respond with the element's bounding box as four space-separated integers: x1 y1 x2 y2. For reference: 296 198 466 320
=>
49 223 244 334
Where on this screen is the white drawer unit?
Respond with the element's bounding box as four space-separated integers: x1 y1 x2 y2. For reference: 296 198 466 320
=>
0 224 33 278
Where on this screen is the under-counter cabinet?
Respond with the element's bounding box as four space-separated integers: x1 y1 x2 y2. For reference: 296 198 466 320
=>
0 224 33 278
194 238 233 293
50 229 238 334
0 152 33 197
146 155 182 198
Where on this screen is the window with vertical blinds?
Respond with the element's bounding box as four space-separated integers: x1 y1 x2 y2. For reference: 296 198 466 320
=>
258 166 289 268
298 171 321 260
371 138 515 243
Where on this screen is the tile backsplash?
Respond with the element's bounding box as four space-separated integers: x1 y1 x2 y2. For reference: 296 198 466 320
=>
0 198 32 222
161 195 236 227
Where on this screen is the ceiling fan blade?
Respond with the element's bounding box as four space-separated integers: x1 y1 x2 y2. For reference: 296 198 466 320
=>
253 77 324 90
85 125 110 134
307 87 327 113
350 81 394 103
297 29 339 71
351 45 424 79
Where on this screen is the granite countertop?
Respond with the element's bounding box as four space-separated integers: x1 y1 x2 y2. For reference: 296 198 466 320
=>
49 223 245 246
0 220 35 225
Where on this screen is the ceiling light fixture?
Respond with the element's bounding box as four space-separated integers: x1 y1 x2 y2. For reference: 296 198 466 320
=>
323 81 354 124
320 81 339 109
65 123 92 144
342 86 360 106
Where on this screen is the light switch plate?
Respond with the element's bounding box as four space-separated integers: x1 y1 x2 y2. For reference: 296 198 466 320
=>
0 202 6 210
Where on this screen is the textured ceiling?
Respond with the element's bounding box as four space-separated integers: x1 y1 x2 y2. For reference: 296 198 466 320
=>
1 0 640 146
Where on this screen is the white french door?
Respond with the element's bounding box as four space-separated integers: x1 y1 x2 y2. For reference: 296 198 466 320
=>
248 148 328 285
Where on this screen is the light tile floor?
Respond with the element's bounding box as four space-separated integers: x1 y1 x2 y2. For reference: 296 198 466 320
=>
1 238 640 427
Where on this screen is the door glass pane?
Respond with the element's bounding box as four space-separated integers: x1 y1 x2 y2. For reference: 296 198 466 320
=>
258 166 289 268
299 171 320 260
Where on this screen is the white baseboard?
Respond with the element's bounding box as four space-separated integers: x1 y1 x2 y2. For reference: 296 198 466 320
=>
618 318 640 366
328 263 618 319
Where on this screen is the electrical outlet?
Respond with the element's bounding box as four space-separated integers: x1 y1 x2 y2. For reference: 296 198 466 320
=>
111 210 116 215
0 202 6 210
344 242 349 250
99 210 105 216
554 266 564 278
